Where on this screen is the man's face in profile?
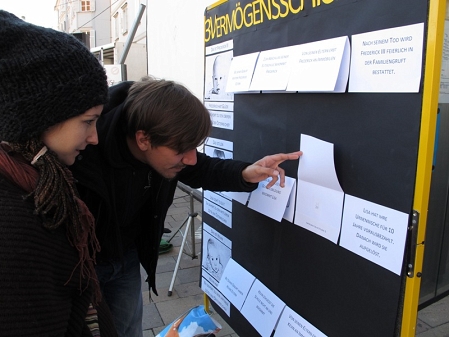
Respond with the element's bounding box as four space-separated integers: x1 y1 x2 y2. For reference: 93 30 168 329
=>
141 145 198 179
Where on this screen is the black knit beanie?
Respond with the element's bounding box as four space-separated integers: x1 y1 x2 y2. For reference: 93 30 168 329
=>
0 10 109 143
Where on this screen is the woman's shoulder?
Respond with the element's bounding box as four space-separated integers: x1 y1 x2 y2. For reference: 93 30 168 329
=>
0 174 33 206
0 174 41 234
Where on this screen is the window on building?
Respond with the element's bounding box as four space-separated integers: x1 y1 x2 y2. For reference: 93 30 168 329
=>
72 31 90 49
113 13 119 40
121 4 128 34
81 0 91 12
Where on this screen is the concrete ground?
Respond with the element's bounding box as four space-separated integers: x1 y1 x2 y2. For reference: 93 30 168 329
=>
141 187 238 337
141 187 449 337
416 296 449 336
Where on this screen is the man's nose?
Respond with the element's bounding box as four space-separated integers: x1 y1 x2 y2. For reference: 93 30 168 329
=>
181 149 197 166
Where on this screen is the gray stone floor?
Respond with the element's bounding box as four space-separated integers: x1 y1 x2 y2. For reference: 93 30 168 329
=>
416 296 449 336
141 187 238 337
141 187 448 337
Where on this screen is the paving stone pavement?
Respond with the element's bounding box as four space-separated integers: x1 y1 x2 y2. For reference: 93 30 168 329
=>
140 187 238 337
140 187 448 337
416 295 449 337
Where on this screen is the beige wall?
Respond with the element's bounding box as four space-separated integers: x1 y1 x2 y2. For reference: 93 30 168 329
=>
146 0 213 99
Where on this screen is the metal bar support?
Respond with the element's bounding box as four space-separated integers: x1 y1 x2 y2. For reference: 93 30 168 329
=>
167 183 202 296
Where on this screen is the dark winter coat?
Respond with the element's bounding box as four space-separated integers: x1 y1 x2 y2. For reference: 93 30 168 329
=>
70 82 257 295
0 174 117 337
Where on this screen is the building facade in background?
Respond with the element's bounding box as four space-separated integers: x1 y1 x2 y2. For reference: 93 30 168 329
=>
52 0 212 95
55 0 110 48
55 0 147 83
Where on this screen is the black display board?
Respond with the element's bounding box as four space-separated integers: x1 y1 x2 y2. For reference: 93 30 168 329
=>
202 1 429 336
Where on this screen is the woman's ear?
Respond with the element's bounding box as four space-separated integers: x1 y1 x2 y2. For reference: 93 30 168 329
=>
135 130 150 151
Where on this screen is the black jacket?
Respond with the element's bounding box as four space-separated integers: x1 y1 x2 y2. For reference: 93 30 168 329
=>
0 174 117 337
70 81 257 294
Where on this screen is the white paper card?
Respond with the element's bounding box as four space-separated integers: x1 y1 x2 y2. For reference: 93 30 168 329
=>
273 306 327 337
204 50 234 101
204 190 233 212
339 194 409 275
226 52 260 92
201 278 231 316
214 191 250 205
248 176 296 222
241 279 286 337
205 145 233 160
283 180 296 222
287 36 350 92
294 135 344 243
204 101 234 112
202 223 232 281
348 23 424 92
209 110 234 130
217 258 255 310
204 198 232 228
205 137 233 152
295 181 344 243
205 39 233 56
250 46 298 91
228 191 251 205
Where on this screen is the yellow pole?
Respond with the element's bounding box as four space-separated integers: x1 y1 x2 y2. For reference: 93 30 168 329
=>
401 0 446 336
203 293 211 313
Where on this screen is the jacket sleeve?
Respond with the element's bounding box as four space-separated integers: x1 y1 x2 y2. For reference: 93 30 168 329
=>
178 151 258 192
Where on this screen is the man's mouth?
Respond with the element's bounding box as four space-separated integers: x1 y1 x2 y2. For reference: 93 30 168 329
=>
172 165 186 171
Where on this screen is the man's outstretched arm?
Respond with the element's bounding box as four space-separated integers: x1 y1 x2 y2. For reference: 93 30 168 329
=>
242 151 303 188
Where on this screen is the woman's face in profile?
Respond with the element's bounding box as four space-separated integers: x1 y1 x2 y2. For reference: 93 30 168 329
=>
41 105 103 165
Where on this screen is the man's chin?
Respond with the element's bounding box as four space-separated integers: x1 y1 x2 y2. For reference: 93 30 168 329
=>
157 166 186 180
161 171 180 180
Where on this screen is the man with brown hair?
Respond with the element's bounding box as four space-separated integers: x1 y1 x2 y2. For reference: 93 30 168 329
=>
70 76 301 337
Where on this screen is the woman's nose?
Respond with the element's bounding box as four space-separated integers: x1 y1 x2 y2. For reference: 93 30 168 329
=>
87 128 99 145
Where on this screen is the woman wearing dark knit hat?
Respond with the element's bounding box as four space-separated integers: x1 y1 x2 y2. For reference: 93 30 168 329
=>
0 10 117 336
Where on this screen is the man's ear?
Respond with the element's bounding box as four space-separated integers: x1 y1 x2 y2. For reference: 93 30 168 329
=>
135 130 150 151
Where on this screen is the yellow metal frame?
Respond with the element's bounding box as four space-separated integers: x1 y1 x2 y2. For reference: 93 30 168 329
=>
401 0 446 336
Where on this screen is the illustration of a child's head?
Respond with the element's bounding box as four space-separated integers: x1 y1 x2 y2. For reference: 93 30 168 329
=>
207 238 222 273
211 54 231 95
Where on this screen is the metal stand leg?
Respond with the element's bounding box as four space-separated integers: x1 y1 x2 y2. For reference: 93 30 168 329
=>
167 191 199 296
